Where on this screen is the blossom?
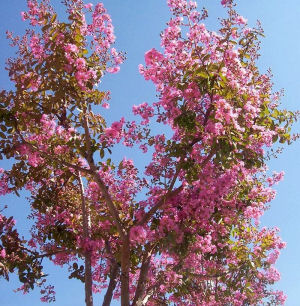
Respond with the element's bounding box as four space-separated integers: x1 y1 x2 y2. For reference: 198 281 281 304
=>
102 102 110 109
130 226 147 244
75 58 86 69
84 3 93 9
106 66 120 74
0 249 6 258
221 0 232 6
64 43 78 54
21 12 26 21
29 35 44 60
235 15 248 25
144 48 164 66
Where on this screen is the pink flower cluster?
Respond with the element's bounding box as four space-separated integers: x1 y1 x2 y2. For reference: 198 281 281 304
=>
0 168 10 196
21 0 48 26
2 0 290 304
132 102 154 125
130 226 147 245
29 35 45 60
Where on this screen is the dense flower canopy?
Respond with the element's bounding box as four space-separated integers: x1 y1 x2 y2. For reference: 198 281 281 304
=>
0 0 297 305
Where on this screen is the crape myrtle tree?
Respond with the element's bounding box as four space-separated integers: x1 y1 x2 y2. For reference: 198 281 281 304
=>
0 0 297 305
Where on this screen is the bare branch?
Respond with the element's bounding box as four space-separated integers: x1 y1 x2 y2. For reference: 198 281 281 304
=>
121 235 130 306
78 173 93 306
80 109 126 240
132 245 154 306
102 262 120 306
81 110 94 165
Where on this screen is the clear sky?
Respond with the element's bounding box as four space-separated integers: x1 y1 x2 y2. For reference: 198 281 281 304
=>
0 0 299 305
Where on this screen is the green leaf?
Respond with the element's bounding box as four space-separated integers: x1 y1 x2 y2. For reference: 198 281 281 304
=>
75 34 82 43
100 148 105 159
51 14 57 23
272 109 279 119
196 71 208 79
202 54 210 62
219 73 227 83
0 132 6 139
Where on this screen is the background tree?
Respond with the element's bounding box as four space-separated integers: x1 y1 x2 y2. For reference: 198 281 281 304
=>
0 0 298 305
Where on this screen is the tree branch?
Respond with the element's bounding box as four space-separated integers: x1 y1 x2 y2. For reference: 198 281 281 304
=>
78 173 93 306
138 185 183 226
14 111 126 240
91 172 126 240
20 246 67 259
120 234 130 306
102 262 120 306
81 109 94 165
80 111 126 240
138 145 216 226
132 246 153 306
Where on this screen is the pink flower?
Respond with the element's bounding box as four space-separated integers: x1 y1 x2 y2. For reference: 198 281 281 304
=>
102 102 110 109
0 249 6 258
221 0 232 6
65 43 78 54
139 144 148 153
75 71 90 83
84 3 93 9
267 250 280 264
54 145 69 155
28 152 44 167
104 127 119 138
106 66 120 74
21 12 26 21
29 35 44 60
132 102 154 124
274 291 287 305
78 157 89 169
130 226 147 244
265 267 281 282
235 15 248 25
144 48 164 66
75 58 86 69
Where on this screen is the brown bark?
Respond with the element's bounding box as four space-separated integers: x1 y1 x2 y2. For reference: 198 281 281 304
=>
81 112 126 240
84 253 94 306
78 174 94 306
121 235 130 306
132 252 151 306
102 262 120 306
81 109 127 306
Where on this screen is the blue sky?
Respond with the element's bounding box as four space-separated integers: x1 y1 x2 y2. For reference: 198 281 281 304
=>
0 0 299 305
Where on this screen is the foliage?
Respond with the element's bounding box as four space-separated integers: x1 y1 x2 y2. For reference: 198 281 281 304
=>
0 0 297 305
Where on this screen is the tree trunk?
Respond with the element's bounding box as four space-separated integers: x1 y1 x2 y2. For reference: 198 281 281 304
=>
85 252 94 306
121 235 130 306
102 262 120 306
132 254 151 306
78 174 94 306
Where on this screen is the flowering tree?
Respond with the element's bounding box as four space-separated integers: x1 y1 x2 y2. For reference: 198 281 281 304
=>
0 0 297 305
